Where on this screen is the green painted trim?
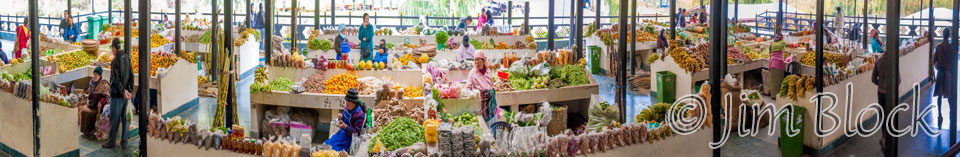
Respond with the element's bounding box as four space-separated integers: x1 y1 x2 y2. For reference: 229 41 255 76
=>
0 141 26 157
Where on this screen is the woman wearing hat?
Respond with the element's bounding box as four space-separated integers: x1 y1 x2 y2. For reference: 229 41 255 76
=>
335 24 351 60
767 34 787 97
81 66 110 138
467 51 497 122
324 88 367 152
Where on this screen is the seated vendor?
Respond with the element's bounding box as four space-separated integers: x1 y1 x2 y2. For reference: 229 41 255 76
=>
324 88 367 152
374 39 389 63
82 66 110 138
467 51 497 122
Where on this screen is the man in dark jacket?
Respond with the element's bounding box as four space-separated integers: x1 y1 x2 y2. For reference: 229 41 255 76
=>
103 38 135 149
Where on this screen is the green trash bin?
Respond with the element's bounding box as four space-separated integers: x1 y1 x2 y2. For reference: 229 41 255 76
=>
656 71 675 103
779 106 805 157
86 16 102 40
589 46 601 74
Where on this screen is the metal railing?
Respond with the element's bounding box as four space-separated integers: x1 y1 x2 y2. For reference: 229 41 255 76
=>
752 11 954 40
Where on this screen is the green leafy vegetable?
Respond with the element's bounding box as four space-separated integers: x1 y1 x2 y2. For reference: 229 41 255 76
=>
269 77 294 91
368 117 425 151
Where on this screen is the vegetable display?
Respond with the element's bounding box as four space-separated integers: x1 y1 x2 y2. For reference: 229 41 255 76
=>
132 51 178 76
269 77 293 91
308 39 324 50
304 74 325 93
368 117 426 151
552 65 590 86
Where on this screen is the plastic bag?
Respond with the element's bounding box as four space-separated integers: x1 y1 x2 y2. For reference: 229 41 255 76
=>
585 95 620 131
529 63 551 77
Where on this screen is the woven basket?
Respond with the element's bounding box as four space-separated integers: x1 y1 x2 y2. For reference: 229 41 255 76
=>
546 106 568 136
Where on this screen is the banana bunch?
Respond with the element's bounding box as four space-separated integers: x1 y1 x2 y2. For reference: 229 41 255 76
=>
669 40 704 72
801 52 843 67
254 67 268 84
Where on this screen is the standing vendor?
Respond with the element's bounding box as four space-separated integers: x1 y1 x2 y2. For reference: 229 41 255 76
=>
467 51 497 122
325 88 367 152
335 24 351 60
359 13 375 61
767 35 787 97
14 20 29 59
458 36 476 62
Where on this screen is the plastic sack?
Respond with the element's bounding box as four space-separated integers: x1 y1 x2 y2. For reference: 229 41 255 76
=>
529 63 551 77
585 95 620 131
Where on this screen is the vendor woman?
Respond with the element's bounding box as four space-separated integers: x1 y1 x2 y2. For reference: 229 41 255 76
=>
468 51 497 122
81 66 110 138
767 34 787 97
325 88 367 152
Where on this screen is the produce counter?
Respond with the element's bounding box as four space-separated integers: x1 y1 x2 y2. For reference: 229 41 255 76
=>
649 54 768 100
496 76 599 112
591 128 713 156
40 59 199 117
585 36 658 75
306 49 537 64
250 91 424 138
0 92 79 157
147 136 258 157
770 44 929 154
310 35 529 47
265 66 424 87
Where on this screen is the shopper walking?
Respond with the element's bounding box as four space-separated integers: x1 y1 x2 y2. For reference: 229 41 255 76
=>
335 24 351 60
14 20 29 59
324 88 366 152
61 11 78 43
359 13 375 61
81 66 110 138
934 29 957 127
0 42 8 64
870 29 884 53
103 38 134 149
468 51 497 122
767 35 787 96
458 16 473 31
834 7 845 44
458 36 476 62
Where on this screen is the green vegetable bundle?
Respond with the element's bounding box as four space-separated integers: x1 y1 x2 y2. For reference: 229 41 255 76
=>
318 39 333 51
552 65 590 86
308 39 323 50
435 31 449 47
368 117 425 151
199 30 213 43
269 77 294 91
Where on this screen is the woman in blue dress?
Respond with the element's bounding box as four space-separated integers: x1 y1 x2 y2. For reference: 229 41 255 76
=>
324 88 366 152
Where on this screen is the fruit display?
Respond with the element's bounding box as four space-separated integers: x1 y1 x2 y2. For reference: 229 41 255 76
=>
250 67 271 93
375 28 394 36
47 50 96 72
180 51 198 63
132 50 179 76
403 86 422 98
742 46 770 60
636 103 670 123
800 51 843 67
669 40 707 72
648 53 660 64
323 73 359 94
779 75 815 100
151 33 170 48
367 117 426 151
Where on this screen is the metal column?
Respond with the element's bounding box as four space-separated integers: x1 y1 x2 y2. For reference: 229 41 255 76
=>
951 0 960 146
630 0 636 74
595 0 600 26
28 0 40 155
108 0 112 23
247 0 252 26
777 0 783 35
548 0 555 50
225 0 236 128
315 0 320 28
863 0 868 49
929 0 935 79
211 0 219 81
709 0 726 156
617 0 628 123
815 0 825 139
175 0 181 55
331 0 336 26
508 1 513 26
137 0 151 155
292 0 298 52
883 0 901 155
576 0 584 60
67 0 71 19
266 0 273 64
734 0 738 24
524 1 529 35
670 0 676 39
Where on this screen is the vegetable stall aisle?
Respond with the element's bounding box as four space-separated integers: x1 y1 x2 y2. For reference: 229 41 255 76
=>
0 62 79 157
